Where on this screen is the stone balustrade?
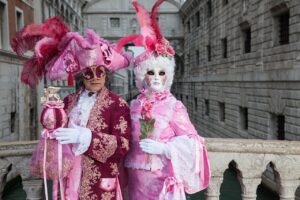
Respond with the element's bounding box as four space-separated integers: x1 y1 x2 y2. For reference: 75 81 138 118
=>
0 141 42 200
205 138 300 200
0 138 299 199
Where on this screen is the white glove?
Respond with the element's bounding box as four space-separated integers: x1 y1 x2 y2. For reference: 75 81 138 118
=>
55 122 92 156
139 139 170 157
55 127 80 144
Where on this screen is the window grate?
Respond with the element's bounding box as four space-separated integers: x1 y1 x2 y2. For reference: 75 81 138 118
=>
277 115 285 140
278 12 289 45
244 27 251 53
222 38 228 58
207 45 211 61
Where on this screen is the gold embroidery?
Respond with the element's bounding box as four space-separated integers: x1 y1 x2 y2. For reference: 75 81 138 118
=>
80 156 101 200
114 116 128 135
120 136 129 151
110 163 119 176
87 87 113 132
101 192 115 200
92 134 118 163
119 97 128 107
93 138 101 146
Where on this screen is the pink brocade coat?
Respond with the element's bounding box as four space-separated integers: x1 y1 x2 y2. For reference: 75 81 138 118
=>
125 91 211 200
63 87 131 200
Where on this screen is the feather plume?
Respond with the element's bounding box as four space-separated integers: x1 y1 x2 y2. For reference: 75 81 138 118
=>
132 0 157 49
11 17 69 57
20 57 40 88
116 34 141 53
150 0 166 42
11 17 70 87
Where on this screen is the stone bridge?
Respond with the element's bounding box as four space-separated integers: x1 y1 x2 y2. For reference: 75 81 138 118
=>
0 138 299 200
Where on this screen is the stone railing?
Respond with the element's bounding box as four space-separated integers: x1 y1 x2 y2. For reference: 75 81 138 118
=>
205 138 300 200
0 138 300 200
0 141 42 200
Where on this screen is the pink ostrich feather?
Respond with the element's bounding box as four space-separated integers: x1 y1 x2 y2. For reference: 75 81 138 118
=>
11 17 69 58
116 0 170 55
20 57 40 88
116 34 141 53
11 17 70 87
150 0 166 42
132 0 157 49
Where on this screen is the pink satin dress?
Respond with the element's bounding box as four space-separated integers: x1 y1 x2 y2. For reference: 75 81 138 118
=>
125 90 211 200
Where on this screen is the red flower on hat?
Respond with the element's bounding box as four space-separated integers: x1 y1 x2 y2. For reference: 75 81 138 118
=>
167 46 175 56
155 39 175 57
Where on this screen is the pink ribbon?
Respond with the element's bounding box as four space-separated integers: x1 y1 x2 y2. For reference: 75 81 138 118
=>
116 177 123 200
58 142 65 200
41 128 65 200
42 102 64 109
43 131 49 200
159 177 185 200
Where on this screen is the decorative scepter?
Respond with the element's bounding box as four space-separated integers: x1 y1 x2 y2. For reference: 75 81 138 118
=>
31 87 74 200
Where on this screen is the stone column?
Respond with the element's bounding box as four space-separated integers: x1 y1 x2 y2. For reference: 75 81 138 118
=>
241 177 261 200
0 170 7 200
279 179 299 200
0 162 10 200
22 179 43 200
205 176 223 200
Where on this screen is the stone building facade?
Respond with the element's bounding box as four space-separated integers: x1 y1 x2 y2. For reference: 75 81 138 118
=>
174 0 300 141
0 0 38 142
82 0 185 99
0 0 88 142
41 0 86 32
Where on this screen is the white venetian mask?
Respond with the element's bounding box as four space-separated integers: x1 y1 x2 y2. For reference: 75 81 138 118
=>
144 67 167 92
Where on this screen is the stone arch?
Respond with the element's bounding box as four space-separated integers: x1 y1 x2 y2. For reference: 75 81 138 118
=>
0 155 42 199
83 0 181 12
165 0 181 9
219 161 243 200
256 162 280 200
0 160 27 199
0 160 12 197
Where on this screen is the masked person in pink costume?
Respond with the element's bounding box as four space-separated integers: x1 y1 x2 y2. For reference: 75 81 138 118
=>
12 17 131 200
116 0 211 199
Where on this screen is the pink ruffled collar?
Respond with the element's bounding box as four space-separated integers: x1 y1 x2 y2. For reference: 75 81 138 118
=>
138 89 171 102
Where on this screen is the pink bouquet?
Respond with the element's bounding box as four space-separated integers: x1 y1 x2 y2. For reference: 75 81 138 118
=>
139 100 155 139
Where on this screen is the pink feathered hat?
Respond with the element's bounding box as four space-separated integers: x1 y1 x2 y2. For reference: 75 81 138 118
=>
116 0 175 65
11 17 130 88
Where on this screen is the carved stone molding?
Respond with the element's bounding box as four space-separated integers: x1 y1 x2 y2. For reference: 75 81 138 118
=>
205 176 224 200
279 179 300 200
22 179 43 200
241 178 262 200
0 139 299 199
